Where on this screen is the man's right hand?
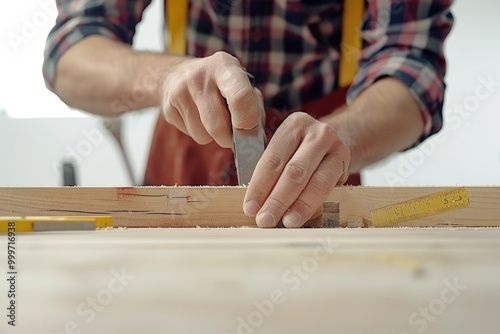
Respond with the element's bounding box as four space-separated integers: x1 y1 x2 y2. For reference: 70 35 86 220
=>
161 51 264 148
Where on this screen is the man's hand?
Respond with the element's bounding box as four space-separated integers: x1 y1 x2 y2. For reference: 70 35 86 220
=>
243 112 351 228
161 51 264 148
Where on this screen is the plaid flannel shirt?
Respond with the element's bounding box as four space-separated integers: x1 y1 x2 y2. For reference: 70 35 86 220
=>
43 0 453 143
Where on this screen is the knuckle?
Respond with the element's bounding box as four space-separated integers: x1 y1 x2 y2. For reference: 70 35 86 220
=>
185 71 203 92
317 123 336 140
210 51 238 65
288 111 310 123
306 123 336 146
309 169 337 195
166 85 184 103
232 85 256 107
261 153 284 172
203 119 222 136
294 199 315 216
246 185 267 203
266 195 289 213
283 161 309 185
280 112 314 138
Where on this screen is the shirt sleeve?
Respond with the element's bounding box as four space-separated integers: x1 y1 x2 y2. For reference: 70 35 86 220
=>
43 0 152 89
347 0 454 145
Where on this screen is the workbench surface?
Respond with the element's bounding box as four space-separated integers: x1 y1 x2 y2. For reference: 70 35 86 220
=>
2 228 500 333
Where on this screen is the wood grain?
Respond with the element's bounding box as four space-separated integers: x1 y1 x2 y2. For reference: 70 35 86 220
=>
0 186 499 227
2 228 500 333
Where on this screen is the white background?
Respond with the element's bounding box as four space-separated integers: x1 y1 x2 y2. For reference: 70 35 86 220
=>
0 0 499 186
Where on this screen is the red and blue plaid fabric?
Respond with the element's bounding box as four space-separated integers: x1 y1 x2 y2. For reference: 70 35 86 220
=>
43 0 453 143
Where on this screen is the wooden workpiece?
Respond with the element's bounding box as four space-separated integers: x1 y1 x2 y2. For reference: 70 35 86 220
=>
1 187 500 332
0 186 499 227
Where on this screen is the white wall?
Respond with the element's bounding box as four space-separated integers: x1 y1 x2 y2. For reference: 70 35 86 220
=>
0 0 499 186
0 0 164 186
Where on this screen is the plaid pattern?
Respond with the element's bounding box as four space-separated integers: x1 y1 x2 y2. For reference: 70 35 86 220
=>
43 0 453 142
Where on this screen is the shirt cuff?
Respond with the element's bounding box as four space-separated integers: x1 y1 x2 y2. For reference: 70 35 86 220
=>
347 51 445 146
43 18 135 90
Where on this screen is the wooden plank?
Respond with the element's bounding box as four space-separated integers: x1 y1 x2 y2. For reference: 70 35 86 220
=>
0 187 250 228
0 187 324 228
0 186 499 227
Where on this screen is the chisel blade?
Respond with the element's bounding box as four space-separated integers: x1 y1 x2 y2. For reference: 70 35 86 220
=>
231 72 266 185
233 120 265 185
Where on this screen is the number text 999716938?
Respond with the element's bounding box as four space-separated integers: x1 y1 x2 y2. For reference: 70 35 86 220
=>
6 221 17 327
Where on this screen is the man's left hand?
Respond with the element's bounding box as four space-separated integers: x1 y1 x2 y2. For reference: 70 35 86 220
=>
243 112 350 228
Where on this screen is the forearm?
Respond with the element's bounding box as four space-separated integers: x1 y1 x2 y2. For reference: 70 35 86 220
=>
52 35 187 116
321 78 424 173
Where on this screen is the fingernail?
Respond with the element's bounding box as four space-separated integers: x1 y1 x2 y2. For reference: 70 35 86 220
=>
256 211 275 228
243 200 260 216
283 211 302 228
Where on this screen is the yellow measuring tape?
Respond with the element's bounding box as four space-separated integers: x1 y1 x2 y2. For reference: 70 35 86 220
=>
371 187 470 227
165 0 364 86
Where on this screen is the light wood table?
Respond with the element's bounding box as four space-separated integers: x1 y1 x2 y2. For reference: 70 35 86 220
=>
1 227 500 334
